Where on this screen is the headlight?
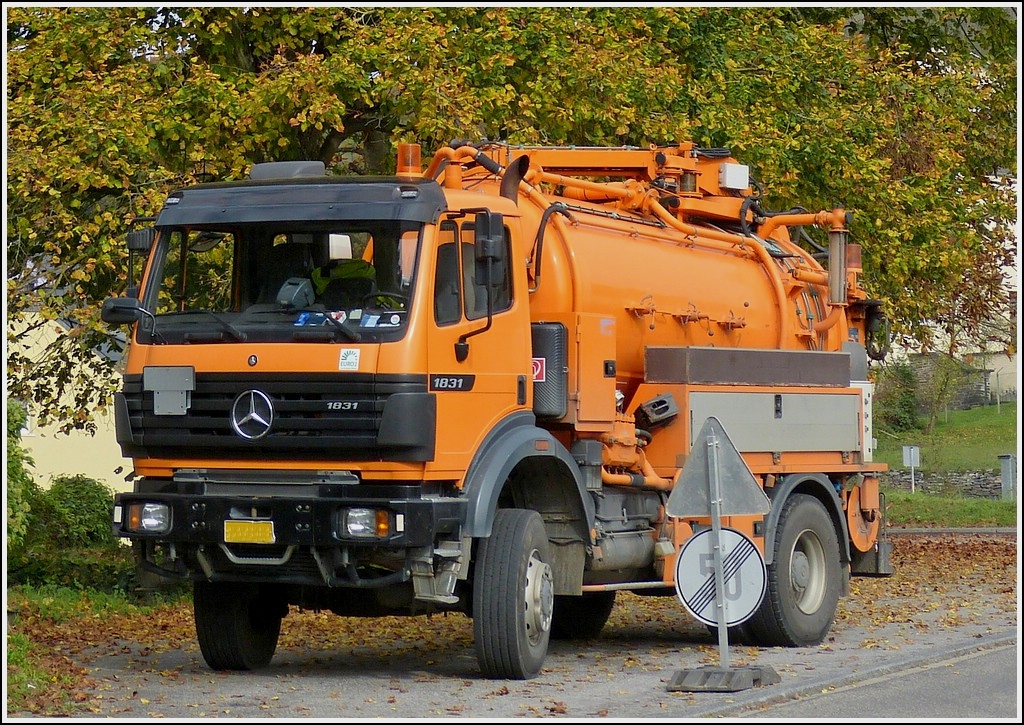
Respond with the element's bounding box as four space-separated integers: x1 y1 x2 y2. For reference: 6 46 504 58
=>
340 508 390 538
126 502 171 534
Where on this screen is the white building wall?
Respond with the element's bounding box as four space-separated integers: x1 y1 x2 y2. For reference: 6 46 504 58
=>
9 315 132 493
973 351 1018 400
19 406 131 492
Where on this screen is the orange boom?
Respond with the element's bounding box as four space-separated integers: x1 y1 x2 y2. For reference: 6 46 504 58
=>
103 139 893 680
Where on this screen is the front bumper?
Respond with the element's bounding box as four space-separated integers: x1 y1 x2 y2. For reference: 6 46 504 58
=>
113 476 466 589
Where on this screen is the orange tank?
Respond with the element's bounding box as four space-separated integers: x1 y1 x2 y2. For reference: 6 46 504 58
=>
423 141 877 390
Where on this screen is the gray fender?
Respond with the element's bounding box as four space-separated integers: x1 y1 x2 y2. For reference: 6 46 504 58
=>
762 473 851 567
462 411 594 539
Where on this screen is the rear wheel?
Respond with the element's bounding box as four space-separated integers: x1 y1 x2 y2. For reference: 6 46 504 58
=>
194 581 285 670
550 591 616 640
473 509 553 679
747 493 842 646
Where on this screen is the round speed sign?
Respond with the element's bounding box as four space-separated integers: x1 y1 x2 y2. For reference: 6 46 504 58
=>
674 527 767 627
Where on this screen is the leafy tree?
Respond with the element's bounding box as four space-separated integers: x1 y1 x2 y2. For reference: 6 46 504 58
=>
6 400 35 550
6 7 1017 431
915 353 973 435
873 361 920 433
784 7 1018 358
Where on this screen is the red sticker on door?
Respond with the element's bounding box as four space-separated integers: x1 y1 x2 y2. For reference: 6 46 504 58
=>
531 357 546 382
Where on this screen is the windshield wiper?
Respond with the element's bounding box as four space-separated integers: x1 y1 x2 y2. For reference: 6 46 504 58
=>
162 310 248 341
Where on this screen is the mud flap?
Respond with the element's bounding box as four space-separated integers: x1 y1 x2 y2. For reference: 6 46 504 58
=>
850 538 894 576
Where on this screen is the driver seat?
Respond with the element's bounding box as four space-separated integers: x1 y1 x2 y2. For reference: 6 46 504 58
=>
313 259 376 309
258 244 314 304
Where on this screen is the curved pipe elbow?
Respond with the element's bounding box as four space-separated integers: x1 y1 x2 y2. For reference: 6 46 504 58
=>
812 304 845 334
601 467 674 491
757 209 844 246
423 146 479 179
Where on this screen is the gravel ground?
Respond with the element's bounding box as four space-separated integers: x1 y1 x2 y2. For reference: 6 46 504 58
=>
9 530 1012 720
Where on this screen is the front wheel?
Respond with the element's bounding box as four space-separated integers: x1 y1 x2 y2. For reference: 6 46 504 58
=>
473 509 554 679
194 581 285 670
746 493 843 646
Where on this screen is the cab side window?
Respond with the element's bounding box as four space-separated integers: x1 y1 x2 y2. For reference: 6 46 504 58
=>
434 218 512 325
156 230 236 313
434 222 462 326
460 222 512 321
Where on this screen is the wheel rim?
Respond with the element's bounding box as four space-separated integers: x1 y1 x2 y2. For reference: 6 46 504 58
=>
790 528 827 614
523 548 554 646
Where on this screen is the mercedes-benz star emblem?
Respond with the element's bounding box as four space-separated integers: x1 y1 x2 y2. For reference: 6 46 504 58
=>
230 389 274 440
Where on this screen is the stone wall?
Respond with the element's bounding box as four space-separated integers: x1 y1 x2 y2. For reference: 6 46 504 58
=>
881 469 1013 499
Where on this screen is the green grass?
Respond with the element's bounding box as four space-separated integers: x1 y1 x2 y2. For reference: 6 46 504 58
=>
874 401 1018 472
884 489 1017 527
5 584 191 714
873 401 1018 527
7 583 188 620
6 583 171 623
4 629 78 714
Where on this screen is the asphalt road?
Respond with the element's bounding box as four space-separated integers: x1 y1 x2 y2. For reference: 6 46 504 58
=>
721 640 1020 719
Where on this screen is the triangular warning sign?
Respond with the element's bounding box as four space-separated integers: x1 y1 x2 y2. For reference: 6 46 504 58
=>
665 416 770 518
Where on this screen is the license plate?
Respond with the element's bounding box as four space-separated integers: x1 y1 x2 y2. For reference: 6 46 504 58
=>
224 520 276 544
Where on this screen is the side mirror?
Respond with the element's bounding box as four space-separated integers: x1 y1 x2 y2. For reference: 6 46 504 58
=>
127 227 156 251
474 211 506 284
474 212 504 262
456 212 506 363
101 296 144 325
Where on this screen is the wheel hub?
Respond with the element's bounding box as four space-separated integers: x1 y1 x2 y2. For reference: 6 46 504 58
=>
791 550 810 590
524 549 554 644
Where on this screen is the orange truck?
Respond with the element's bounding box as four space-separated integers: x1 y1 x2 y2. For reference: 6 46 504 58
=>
102 139 893 679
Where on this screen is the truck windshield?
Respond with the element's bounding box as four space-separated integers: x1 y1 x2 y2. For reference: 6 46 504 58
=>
138 221 421 344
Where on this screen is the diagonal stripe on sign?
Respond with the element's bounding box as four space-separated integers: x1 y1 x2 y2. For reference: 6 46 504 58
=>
687 535 759 615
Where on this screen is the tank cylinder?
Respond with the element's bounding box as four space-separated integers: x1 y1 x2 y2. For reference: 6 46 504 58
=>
588 531 656 571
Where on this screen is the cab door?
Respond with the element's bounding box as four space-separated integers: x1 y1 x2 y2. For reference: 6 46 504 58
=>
425 214 531 475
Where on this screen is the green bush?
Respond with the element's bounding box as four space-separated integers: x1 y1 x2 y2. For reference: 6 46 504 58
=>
874 361 920 432
7 470 131 591
6 545 137 592
44 474 118 548
6 400 35 550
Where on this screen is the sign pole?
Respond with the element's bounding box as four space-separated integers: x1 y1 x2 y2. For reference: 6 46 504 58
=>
706 427 730 669
902 445 920 494
666 417 781 693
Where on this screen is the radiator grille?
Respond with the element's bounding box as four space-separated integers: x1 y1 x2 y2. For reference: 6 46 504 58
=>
121 372 429 460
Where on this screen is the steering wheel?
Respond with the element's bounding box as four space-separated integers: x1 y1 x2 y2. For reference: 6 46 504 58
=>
361 291 407 311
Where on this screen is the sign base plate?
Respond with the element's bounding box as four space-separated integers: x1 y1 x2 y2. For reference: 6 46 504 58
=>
667 665 781 693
